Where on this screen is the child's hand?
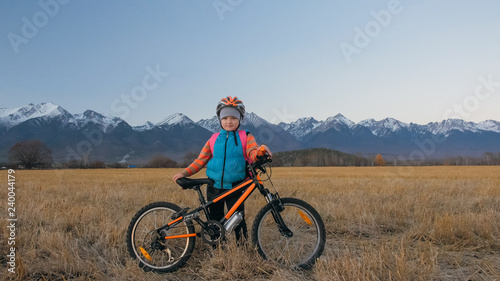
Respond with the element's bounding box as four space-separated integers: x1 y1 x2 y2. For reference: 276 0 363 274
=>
260 144 272 157
172 173 185 182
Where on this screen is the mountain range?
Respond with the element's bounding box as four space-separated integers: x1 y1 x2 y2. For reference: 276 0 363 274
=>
1 102 499 164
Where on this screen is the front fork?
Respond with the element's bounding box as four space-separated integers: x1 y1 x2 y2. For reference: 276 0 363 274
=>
264 191 293 238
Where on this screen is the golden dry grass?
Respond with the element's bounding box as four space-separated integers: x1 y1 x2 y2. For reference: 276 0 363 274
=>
1 166 499 280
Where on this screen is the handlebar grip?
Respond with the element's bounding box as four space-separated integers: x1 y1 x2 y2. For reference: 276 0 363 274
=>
257 145 266 157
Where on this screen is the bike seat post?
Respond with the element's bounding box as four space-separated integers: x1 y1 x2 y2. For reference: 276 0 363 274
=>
194 185 206 205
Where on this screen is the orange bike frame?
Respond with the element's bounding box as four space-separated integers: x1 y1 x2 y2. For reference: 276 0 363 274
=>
164 179 259 240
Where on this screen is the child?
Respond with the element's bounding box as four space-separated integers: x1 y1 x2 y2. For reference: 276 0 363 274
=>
173 96 271 242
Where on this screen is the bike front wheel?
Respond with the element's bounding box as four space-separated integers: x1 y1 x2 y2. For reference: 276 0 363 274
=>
252 197 326 269
126 202 196 273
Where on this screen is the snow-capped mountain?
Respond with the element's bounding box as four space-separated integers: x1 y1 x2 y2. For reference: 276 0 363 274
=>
0 103 124 133
74 110 124 133
242 112 272 128
0 102 72 130
132 121 155 132
311 114 356 134
156 113 194 127
358 117 410 137
359 118 500 137
278 117 321 139
196 116 220 133
132 113 194 131
196 112 276 133
1 102 499 164
425 119 488 136
0 103 212 163
276 113 500 159
477 120 500 132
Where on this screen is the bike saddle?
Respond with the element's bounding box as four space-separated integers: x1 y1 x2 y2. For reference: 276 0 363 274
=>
176 178 214 189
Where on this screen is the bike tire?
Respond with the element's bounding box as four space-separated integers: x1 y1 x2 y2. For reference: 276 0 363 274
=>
126 202 196 273
251 197 326 269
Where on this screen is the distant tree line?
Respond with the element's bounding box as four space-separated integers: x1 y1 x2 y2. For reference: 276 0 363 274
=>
5 139 181 169
371 152 500 166
441 152 500 166
272 148 370 167
4 140 500 169
54 155 179 169
144 155 178 168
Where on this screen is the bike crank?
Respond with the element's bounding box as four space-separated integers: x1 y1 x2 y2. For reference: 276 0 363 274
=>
200 220 225 245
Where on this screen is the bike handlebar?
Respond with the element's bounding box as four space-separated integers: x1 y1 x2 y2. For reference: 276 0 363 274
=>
252 152 272 172
257 146 266 157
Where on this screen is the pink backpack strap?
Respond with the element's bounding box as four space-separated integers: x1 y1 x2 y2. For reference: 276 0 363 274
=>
209 133 220 156
209 131 251 163
239 130 251 163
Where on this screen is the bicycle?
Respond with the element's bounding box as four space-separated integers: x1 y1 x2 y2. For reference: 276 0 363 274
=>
126 147 326 273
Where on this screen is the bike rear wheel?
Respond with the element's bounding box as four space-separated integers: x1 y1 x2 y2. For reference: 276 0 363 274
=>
252 197 325 269
126 202 196 273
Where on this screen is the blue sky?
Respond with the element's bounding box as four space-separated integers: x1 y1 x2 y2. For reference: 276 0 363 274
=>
1 0 500 126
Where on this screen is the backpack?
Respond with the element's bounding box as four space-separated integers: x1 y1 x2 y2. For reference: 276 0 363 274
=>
209 130 251 163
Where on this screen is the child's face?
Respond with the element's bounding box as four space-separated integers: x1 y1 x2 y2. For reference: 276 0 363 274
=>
221 116 240 131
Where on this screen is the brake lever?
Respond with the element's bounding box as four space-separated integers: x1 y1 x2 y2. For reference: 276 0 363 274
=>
258 164 267 174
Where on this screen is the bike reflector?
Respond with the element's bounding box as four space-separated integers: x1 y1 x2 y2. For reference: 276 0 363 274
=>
139 246 152 261
298 210 313 225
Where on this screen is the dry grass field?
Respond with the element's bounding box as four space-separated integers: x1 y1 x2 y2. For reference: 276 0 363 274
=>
1 166 499 281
